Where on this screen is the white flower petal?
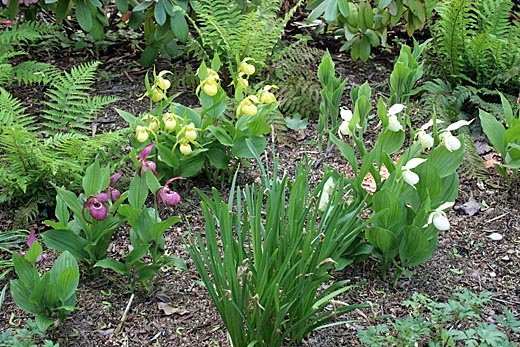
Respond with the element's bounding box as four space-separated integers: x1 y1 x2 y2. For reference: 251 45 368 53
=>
437 201 455 211
318 191 330 212
418 132 434 150
387 104 406 116
339 120 351 136
403 158 427 170
446 119 473 131
323 177 335 194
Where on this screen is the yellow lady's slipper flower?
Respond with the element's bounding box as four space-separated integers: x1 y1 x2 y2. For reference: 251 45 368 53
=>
237 96 258 117
184 123 197 142
135 125 149 143
151 86 167 102
258 85 277 104
162 112 177 131
202 80 218 96
179 141 192 156
156 76 171 90
143 114 160 132
239 58 256 76
237 77 249 89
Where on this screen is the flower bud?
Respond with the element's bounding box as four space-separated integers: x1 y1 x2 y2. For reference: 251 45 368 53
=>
136 125 149 142
179 142 192 156
238 77 249 89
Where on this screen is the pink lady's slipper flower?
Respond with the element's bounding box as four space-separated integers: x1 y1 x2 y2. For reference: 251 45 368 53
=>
107 173 122 202
137 143 159 176
83 193 109 221
156 177 184 207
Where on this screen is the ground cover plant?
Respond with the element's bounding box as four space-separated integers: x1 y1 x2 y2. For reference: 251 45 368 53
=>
1 1 519 346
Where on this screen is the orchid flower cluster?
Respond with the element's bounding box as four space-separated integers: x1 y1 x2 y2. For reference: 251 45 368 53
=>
118 56 279 181
321 77 468 282
43 150 185 288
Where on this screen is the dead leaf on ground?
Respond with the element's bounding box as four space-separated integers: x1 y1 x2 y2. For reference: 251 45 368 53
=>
454 196 482 216
158 302 189 316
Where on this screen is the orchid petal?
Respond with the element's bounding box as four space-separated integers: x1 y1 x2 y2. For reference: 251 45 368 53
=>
387 104 406 116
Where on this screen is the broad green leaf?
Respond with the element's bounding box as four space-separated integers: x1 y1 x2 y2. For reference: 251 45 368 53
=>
115 0 128 13
55 0 70 22
12 253 39 288
427 138 464 177
54 186 83 219
208 125 233 146
50 251 79 291
232 136 267 158
145 169 161 196
56 267 79 303
285 113 309 130
208 144 229 169
36 314 55 332
126 245 150 264
116 108 139 126
82 160 107 197
177 155 204 177
399 225 433 267
42 230 89 260
372 189 403 228
504 124 520 145
75 0 93 32
155 0 167 26
149 215 180 240
24 241 43 264
94 258 127 274
377 129 405 155
128 173 149 209
499 92 514 126
365 227 398 254
414 162 441 202
330 134 358 172
479 110 506 156
170 11 188 42
10 280 38 314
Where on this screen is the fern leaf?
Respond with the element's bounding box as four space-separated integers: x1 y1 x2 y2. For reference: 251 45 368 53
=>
0 88 35 128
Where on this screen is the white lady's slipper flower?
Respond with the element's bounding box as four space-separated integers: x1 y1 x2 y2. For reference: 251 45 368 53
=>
318 177 335 212
388 115 403 132
424 202 454 231
440 132 461 152
401 158 427 188
338 108 353 136
446 119 473 131
416 130 434 151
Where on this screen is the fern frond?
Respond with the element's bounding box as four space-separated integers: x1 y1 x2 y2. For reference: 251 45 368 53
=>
41 61 118 134
0 21 56 46
459 134 488 180
475 0 513 37
0 88 35 128
12 61 62 85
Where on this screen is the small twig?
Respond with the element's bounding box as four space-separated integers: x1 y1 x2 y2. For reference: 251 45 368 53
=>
485 212 508 224
491 296 520 306
115 293 134 334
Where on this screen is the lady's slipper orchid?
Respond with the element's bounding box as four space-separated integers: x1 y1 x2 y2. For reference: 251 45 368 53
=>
258 85 277 104
162 112 177 131
137 143 159 176
135 125 150 143
183 123 197 142
338 108 353 137
439 119 473 152
240 58 256 76
318 177 335 212
197 69 220 96
179 141 192 156
157 177 184 207
107 173 122 202
416 130 434 151
386 104 406 132
237 96 258 117
143 114 160 132
424 202 454 231
388 115 403 132
82 193 109 221
401 158 427 188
